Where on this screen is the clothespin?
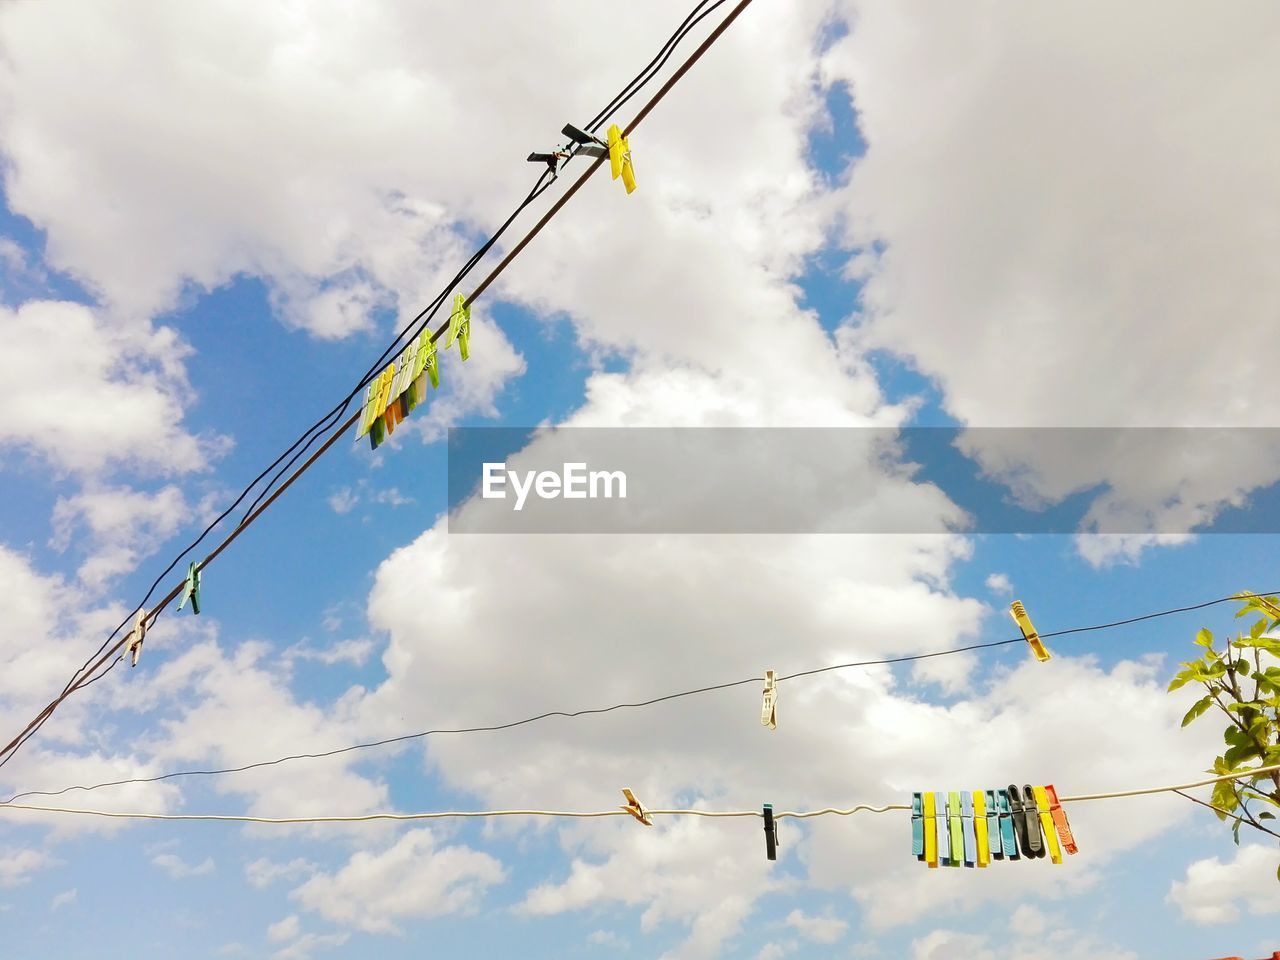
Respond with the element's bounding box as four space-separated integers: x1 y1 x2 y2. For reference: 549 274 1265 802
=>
606 124 636 194
561 123 610 159
418 335 440 390
946 791 963 868
922 792 938 868
760 670 777 729
972 790 991 868
1013 784 1044 858
445 294 471 361
126 609 147 667
177 562 201 615
1009 600 1051 662
620 788 652 826
561 123 635 193
1031 786 1063 864
526 149 569 174
356 379 379 440
936 792 950 866
911 793 924 860
960 792 976 867
1043 784 1078 855
996 788 1020 861
763 803 778 861
983 789 1002 860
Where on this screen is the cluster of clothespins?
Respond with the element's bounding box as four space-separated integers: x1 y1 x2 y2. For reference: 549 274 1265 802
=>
356 295 471 449
912 785 1077 868
528 123 636 193
126 562 202 668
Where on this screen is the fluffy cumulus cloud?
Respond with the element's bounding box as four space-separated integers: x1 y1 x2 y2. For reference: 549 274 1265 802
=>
50 484 192 588
290 828 505 934
0 301 223 476
825 0 1280 548
1167 843 1280 925
0 848 54 888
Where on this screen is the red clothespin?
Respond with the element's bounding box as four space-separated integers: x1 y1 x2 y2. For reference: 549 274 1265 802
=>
1010 601 1051 662
621 788 652 826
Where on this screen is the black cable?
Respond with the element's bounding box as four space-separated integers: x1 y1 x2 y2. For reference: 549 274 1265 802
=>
585 0 729 133
0 0 752 770
9 587 1275 804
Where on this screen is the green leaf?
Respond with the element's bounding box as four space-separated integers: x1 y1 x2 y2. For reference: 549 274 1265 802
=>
1196 628 1215 647
1259 812 1276 821
1232 818 1242 844
1182 696 1213 727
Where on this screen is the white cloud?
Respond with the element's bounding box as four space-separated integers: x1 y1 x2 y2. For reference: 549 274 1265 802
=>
985 574 1012 595
1167 843 1280 925
826 0 1280 555
0 849 54 888
755 943 795 960
152 853 216 879
327 488 358 515
50 484 190 588
282 639 374 668
49 888 76 912
290 828 505 934
911 930 989 960
0 301 225 475
588 929 629 948
272 932 349 960
247 858 316 890
267 915 301 943
785 908 847 944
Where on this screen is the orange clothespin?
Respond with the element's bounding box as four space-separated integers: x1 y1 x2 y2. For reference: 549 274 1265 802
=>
126 609 147 667
1010 600 1051 662
621 788 652 826
1043 784 1078 855
760 670 777 729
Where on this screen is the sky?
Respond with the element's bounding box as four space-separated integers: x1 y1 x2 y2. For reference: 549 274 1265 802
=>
1 1 1279 958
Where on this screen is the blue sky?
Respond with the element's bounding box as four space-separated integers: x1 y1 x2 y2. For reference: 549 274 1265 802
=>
1 2 1279 959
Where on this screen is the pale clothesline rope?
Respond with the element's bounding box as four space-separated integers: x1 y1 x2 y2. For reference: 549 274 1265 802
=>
2 764 1275 826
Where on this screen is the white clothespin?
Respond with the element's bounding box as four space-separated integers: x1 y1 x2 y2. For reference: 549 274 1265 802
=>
760 670 777 729
620 788 652 826
126 609 147 667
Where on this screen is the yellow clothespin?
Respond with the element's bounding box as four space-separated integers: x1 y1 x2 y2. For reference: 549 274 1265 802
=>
445 294 471 361
760 670 777 729
606 124 636 194
1010 600 1051 662
620 788 652 826
126 609 147 667
1031 786 1063 864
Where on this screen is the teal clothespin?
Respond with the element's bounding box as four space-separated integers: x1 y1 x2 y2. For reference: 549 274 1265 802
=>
911 792 924 859
445 293 471 361
178 561 201 615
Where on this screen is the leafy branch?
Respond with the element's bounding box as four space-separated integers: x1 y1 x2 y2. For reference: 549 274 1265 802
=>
1169 593 1280 871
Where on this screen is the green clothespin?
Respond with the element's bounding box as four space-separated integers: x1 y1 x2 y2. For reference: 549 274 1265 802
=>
178 561 201 615
445 294 470 361
414 335 440 390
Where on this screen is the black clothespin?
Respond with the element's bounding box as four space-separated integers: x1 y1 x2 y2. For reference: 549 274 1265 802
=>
1007 784 1029 857
561 123 609 159
1021 784 1046 858
526 150 568 173
763 803 778 861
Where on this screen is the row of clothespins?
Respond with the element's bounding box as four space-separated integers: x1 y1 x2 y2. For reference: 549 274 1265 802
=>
912 785 1077 868
355 295 472 450
759 601 1050 730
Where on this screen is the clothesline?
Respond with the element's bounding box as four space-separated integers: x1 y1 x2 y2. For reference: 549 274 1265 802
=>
2 763 1274 826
